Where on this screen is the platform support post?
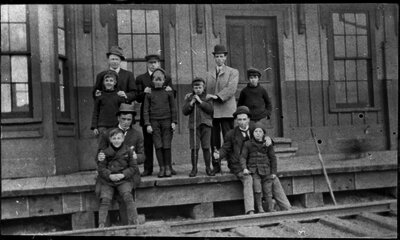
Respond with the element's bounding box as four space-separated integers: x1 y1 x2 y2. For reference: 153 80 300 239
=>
299 192 324 208
190 202 214 219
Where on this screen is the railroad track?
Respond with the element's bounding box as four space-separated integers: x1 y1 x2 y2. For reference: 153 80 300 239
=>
43 199 397 237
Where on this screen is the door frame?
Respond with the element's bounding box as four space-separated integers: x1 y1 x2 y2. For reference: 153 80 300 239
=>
213 4 289 136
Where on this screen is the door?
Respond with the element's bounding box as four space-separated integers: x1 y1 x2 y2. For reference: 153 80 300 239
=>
226 17 282 137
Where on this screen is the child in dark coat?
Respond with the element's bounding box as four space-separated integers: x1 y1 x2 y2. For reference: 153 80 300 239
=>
182 77 215 177
91 70 126 137
240 123 291 213
143 68 177 178
97 128 140 228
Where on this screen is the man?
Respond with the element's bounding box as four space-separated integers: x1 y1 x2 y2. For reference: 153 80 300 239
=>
96 103 144 225
135 54 176 177
92 46 137 103
206 44 239 174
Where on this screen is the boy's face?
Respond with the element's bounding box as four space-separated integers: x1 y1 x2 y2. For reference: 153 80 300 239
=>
214 53 227 67
152 71 165 88
236 113 250 129
193 83 204 95
249 75 259 87
103 76 116 90
253 128 264 141
147 60 160 72
110 132 124 148
108 54 122 70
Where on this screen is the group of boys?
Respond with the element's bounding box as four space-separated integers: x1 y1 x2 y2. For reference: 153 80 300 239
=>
91 44 291 227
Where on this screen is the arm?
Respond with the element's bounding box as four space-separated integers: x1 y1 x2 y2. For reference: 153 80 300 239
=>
169 91 178 123
165 75 177 98
90 98 101 130
237 89 245 107
182 97 194 116
219 131 234 159
267 145 277 174
216 69 239 102
143 94 151 126
134 136 145 165
263 89 272 117
122 151 137 179
125 72 137 103
98 157 112 179
198 98 214 115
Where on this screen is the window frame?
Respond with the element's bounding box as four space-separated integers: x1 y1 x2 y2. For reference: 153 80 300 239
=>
324 4 380 112
1 5 43 124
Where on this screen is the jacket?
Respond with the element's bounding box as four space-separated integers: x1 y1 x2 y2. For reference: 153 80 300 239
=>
206 65 239 118
241 139 277 176
143 88 177 126
182 91 213 129
91 90 126 129
237 83 272 121
93 68 137 103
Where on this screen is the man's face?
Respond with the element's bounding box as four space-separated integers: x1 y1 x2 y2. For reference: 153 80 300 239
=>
108 54 122 70
103 76 116 90
152 71 165 88
214 53 227 67
110 132 124 148
249 75 259 87
147 59 160 72
193 84 204 95
118 113 133 129
236 113 250 129
253 128 264 141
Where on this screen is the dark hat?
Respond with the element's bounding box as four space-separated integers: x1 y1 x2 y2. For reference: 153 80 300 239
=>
106 46 125 60
247 67 261 77
116 103 137 116
252 122 266 134
103 70 118 81
145 54 161 62
151 68 166 79
233 106 251 118
212 44 228 55
192 77 205 85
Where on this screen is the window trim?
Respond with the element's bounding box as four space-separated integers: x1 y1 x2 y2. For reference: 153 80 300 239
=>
1 5 42 125
323 4 380 112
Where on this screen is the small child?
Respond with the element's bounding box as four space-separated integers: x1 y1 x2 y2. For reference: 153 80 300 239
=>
91 70 126 137
237 67 272 130
182 77 215 177
97 128 140 228
143 68 177 178
240 123 291 213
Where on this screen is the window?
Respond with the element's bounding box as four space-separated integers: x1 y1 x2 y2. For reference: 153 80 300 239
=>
115 6 164 75
326 5 378 111
1 5 31 117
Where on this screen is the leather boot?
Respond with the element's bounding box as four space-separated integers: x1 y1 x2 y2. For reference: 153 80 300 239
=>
170 165 177 175
155 148 165 178
98 197 111 228
255 193 265 213
189 149 198 177
203 148 215 176
164 148 172 177
211 159 221 175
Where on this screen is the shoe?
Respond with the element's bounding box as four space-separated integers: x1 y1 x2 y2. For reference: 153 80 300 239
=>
141 170 152 177
170 167 177 175
98 223 105 228
211 167 221 175
164 166 172 177
157 167 165 178
206 168 215 176
246 210 255 215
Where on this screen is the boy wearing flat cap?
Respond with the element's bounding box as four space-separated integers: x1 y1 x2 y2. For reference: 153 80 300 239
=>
238 67 272 132
92 46 137 103
182 77 215 177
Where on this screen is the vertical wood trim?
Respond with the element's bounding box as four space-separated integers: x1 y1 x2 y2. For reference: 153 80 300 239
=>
303 6 313 127
291 5 299 127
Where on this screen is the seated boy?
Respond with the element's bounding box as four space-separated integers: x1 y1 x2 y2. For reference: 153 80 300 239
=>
240 123 291 213
96 128 140 228
182 77 215 177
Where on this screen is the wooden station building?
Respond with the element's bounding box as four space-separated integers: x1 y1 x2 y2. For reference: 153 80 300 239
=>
1 4 398 230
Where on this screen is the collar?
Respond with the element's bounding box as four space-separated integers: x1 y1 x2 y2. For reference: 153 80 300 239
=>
148 70 153 76
118 124 130 133
238 126 249 132
110 67 120 73
216 65 225 71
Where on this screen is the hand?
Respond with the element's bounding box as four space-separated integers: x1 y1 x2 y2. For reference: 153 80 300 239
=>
98 151 105 162
243 168 250 175
190 98 196 106
206 94 218 100
146 125 153 134
109 174 119 182
184 93 193 100
165 86 173 91
193 95 202 103
213 150 220 160
130 146 137 160
171 123 176 131
144 87 152 94
93 129 99 136
264 136 272 147
117 91 127 99
270 174 276 179
95 90 102 97
116 173 125 180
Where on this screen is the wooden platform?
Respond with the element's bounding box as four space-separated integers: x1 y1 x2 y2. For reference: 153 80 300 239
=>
1 151 397 227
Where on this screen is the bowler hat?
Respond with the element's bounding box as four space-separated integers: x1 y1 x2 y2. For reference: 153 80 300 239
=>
145 54 161 62
192 77 205 85
116 103 137 116
233 106 251 118
247 67 261 78
106 46 125 60
212 44 228 55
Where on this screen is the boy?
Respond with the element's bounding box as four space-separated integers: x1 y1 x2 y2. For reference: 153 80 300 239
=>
91 70 126 137
97 128 140 228
182 77 215 177
240 123 291 213
237 67 272 130
143 68 177 178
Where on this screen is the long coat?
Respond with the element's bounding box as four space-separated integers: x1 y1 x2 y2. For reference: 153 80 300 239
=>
219 127 250 174
241 139 277 176
92 68 137 103
206 65 239 118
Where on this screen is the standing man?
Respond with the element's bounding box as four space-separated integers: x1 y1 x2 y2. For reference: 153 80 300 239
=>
206 44 239 174
135 54 176 177
92 46 137 103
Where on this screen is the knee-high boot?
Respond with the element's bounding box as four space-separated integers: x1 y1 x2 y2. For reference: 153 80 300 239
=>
264 194 275 212
189 149 199 177
163 148 172 177
121 192 138 225
203 148 215 176
254 192 265 213
155 148 165 178
98 197 112 228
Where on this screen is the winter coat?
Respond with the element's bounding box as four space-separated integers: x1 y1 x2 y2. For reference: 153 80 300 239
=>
182 91 213 129
91 90 126 129
237 83 272 121
241 139 277 176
